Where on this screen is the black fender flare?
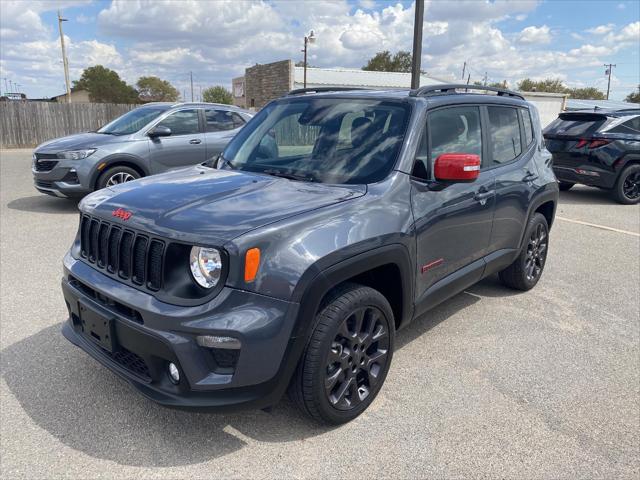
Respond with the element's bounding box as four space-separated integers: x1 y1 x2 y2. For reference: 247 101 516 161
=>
518 184 559 249
89 154 150 189
290 243 415 340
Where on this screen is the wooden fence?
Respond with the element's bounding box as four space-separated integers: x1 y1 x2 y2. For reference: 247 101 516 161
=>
0 102 137 148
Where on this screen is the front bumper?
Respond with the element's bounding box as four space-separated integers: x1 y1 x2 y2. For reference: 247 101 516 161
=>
61 252 300 410
32 157 92 197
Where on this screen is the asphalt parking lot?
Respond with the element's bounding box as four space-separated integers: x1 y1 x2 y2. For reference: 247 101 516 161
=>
1 148 638 479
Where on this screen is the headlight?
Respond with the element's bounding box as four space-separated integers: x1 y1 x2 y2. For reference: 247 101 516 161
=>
189 246 222 289
58 149 96 160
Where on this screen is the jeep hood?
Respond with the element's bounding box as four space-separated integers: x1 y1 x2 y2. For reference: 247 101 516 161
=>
80 166 366 244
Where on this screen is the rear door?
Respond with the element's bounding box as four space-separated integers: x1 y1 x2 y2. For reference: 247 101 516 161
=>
147 108 206 172
411 105 496 305
485 105 536 254
203 108 247 161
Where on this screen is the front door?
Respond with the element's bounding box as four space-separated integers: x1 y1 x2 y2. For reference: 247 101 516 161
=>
410 105 496 311
148 108 206 172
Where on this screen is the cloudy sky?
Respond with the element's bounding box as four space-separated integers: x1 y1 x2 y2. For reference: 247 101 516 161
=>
0 0 638 101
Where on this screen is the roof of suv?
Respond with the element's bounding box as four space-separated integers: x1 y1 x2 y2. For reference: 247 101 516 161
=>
283 84 530 108
139 101 246 110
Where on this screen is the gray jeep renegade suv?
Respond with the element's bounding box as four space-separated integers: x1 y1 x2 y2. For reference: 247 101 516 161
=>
32 102 252 198
61 85 558 424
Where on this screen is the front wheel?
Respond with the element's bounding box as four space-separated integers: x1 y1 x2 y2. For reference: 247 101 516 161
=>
612 164 640 205
96 166 141 190
499 213 549 291
290 284 395 425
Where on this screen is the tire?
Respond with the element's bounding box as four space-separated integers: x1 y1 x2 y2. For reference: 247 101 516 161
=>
558 181 574 191
611 164 640 205
96 166 141 190
290 283 395 425
499 213 549 291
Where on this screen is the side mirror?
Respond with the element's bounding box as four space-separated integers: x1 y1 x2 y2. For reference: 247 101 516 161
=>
148 125 172 138
434 153 481 182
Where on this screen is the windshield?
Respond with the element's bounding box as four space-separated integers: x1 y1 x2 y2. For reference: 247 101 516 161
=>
97 106 170 135
222 98 410 184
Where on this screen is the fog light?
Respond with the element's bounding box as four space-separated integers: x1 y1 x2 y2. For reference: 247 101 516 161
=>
168 362 180 384
196 335 241 349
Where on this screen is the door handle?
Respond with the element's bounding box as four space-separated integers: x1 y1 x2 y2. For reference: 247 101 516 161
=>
189 139 202 144
523 171 539 182
474 189 493 205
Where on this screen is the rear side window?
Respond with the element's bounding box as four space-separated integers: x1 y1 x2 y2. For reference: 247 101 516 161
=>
428 106 482 164
487 106 522 165
156 109 200 135
609 117 640 135
521 108 534 146
205 109 244 132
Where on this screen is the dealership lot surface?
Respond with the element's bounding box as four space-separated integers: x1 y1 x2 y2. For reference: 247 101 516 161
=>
1 149 638 479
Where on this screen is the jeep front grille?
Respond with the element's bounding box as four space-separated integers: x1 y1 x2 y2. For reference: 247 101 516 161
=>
79 214 164 291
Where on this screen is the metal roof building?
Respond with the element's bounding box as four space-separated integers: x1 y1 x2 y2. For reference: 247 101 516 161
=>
292 66 445 89
565 98 639 111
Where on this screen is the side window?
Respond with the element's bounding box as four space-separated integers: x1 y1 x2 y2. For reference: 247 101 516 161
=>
487 106 522 165
156 109 200 136
231 113 246 129
521 108 534 146
428 106 482 165
205 109 236 132
610 117 640 135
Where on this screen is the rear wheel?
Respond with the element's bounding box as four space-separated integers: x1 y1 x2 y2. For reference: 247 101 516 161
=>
97 166 141 190
558 181 574 191
612 164 640 205
499 213 549 291
290 284 394 425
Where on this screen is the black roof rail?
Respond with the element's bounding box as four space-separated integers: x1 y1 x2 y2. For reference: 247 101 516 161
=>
614 108 640 113
286 87 369 96
410 83 525 100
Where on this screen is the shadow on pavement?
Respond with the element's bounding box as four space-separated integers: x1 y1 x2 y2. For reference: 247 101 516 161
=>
2 284 490 467
7 195 79 215
558 188 615 206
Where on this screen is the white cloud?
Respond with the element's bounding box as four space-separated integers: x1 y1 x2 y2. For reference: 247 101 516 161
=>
617 3 626 9
586 24 615 35
603 21 640 45
518 25 552 44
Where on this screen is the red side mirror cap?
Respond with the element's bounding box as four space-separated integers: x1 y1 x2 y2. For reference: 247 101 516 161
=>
434 153 481 182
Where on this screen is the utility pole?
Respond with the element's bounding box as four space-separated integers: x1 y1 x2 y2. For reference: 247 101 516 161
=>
302 30 316 89
190 72 194 102
410 0 425 90
57 10 71 103
199 85 202 102
466 73 470 85
604 63 616 100
461 61 467 80
2 78 7 94
483 72 488 86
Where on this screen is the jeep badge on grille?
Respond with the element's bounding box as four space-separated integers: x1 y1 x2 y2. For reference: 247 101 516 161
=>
112 208 133 221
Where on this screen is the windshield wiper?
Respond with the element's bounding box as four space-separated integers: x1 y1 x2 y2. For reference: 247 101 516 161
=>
262 169 316 182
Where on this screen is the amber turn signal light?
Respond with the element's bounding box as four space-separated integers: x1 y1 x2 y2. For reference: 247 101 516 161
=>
244 248 261 282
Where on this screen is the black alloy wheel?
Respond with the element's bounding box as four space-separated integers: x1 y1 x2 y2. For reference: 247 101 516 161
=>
524 222 548 282
622 170 640 201
325 306 390 410
290 283 395 424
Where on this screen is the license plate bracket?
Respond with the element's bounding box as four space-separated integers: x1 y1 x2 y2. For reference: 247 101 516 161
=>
78 301 116 352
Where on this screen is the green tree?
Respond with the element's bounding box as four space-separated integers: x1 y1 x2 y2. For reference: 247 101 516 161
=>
72 65 138 103
202 86 233 104
136 76 179 102
516 78 566 93
565 87 606 100
625 86 640 103
363 50 413 73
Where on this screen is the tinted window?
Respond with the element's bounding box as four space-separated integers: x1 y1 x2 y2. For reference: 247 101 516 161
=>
521 108 534 145
223 98 410 184
428 106 482 164
609 116 640 135
487 106 522 165
544 113 607 136
205 109 244 132
156 109 200 135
